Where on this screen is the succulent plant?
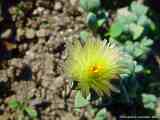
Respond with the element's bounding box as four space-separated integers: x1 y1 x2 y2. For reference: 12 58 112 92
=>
76 1 159 119
108 2 155 60
8 99 38 120
65 39 127 97
80 0 101 13
142 94 157 110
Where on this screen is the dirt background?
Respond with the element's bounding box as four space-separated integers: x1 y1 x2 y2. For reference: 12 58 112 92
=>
0 0 87 119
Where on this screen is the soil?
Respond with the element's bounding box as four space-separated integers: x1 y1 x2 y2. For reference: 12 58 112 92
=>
0 0 87 119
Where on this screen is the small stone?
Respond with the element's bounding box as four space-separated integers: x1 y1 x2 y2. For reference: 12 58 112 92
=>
18 43 28 52
43 9 50 15
117 7 133 17
31 20 39 29
25 28 36 39
36 29 48 38
7 67 14 78
17 28 25 37
49 76 64 91
61 50 68 60
9 6 17 15
41 79 50 88
0 71 8 82
0 16 3 22
33 7 45 15
70 0 78 6
10 58 25 69
0 29 12 39
54 2 62 11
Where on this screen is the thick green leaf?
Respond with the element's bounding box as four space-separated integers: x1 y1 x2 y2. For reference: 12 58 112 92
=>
133 42 144 57
8 99 20 110
24 107 38 119
144 103 156 110
88 106 98 115
148 19 156 31
117 15 137 25
134 46 144 57
80 0 101 12
142 94 157 104
97 18 106 28
80 31 89 43
74 91 89 108
131 2 148 16
138 16 156 31
87 12 97 29
141 37 153 46
96 9 108 28
109 22 124 38
119 53 135 75
95 108 108 120
135 65 144 73
137 15 148 26
124 41 134 54
129 23 144 40
142 94 157 110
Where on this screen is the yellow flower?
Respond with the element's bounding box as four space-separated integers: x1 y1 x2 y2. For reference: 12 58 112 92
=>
65 39 125 97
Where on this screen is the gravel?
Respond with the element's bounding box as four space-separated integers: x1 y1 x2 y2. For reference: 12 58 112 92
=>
0 0 84 119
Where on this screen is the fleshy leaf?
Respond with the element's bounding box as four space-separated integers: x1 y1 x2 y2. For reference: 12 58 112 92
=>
129 23 144 40
80 0 101 12
87 12 97 29
80 31 90 44
97 18 106 28
109 22 124 38
141 37 153 47
124 41 134 54
131 2 148 16
133 44 144 57
8 99 20 110
117 14 137 25
135 65 144 73
24 107 38 118
95 108 108 120
142 94 157 110
74 91 89 108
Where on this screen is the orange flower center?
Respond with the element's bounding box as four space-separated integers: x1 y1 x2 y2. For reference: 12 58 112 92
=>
89 64 103 77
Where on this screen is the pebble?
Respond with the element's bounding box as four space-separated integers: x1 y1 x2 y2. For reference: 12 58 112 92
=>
41 79 50 88
0 29 12 39
52 76 64 89
70 0 78 6
54 2 62 11
25 28 36 39
10 59 23 68
36 29 48 38
43 9 50 15
0 71 8 82
33 7 45 15
17 28 25 40
18 43 28 52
